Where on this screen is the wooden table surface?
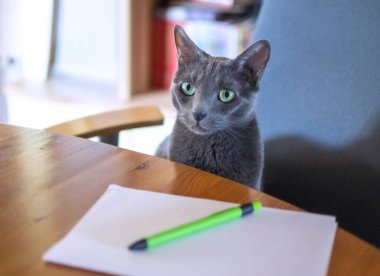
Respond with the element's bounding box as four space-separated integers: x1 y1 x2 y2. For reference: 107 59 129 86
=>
0 124 379 275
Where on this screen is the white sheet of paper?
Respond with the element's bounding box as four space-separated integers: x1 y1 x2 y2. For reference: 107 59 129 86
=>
43 185 337 276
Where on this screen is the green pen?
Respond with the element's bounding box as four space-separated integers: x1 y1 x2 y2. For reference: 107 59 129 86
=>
128 201 262 251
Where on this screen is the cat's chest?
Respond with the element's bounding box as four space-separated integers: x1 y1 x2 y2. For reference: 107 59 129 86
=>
170 132 250 171
190 136 235 160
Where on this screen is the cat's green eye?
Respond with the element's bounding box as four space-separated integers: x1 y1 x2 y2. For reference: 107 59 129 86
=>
181 82 195 96
219 89 235 103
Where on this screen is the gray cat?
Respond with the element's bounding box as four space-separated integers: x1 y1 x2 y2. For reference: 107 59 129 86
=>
156 25 270 190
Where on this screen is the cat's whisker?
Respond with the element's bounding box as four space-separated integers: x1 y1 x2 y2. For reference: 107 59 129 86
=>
216 118 253 138
225 129 247 139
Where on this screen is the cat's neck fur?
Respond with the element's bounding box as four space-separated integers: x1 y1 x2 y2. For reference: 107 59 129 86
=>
169 116 263 189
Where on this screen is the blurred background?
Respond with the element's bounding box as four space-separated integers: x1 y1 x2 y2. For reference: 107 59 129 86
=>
0 0 260 154
2 0 379 247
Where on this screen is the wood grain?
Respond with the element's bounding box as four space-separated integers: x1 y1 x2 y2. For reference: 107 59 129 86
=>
0 124 379 275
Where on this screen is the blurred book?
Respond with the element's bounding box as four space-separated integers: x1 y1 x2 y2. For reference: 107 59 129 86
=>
150 0 260 90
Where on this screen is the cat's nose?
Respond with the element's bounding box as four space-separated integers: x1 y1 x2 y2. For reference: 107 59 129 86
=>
193 111 207 122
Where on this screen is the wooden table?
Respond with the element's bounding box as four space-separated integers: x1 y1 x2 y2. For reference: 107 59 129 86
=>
0 124 379 275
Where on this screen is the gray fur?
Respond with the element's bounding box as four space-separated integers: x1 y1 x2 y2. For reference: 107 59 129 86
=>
156 25 270 190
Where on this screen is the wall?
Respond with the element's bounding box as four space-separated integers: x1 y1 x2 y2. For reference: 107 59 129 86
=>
0 0 54 82
53 0 118 83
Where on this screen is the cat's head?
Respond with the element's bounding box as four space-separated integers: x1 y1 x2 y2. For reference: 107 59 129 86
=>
171 25 270 135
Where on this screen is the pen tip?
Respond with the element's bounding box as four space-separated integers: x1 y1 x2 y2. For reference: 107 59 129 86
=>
129 239 148 251
253 201 262 212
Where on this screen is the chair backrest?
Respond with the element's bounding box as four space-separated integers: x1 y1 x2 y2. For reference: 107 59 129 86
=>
253 0 380 247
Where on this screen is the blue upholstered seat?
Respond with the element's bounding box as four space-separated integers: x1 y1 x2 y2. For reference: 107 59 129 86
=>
253 0 380 246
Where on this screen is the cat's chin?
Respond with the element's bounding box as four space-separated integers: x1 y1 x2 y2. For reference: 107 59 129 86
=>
188 125 213 135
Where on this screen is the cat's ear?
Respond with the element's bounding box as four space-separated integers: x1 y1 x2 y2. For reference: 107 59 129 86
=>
174 25 203 63
234 40 270 83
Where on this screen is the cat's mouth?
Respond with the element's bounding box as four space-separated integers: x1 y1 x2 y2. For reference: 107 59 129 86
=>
180 116 213 135
189 124 211 135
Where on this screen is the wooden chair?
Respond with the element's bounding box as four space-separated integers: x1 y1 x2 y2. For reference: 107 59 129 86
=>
46 105 164 146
